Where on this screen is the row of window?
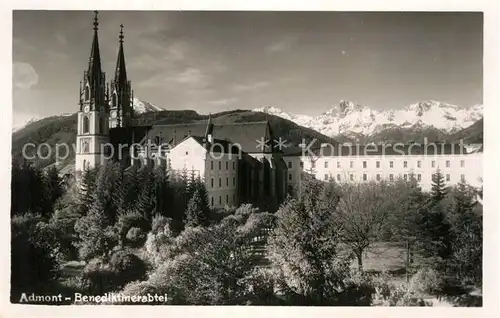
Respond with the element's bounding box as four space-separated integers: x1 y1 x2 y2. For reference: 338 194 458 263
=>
210 161 236 170
293 159 464 169
210 177 237 188
309 172 466 183
210 193 236 207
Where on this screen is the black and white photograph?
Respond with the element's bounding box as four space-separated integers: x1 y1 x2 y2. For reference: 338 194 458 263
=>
6 6 494 312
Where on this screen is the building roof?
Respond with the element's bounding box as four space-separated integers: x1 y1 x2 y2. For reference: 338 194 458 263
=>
109 125 152 147
114 24 127 89
283 143 481 157
86 11 104 104
140 121 275 153
188 136 243 154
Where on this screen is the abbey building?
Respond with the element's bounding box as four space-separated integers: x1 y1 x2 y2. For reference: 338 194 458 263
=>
75 12 289 210
75 12 482 211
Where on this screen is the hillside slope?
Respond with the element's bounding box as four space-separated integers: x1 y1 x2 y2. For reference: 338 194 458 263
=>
12 109 336 168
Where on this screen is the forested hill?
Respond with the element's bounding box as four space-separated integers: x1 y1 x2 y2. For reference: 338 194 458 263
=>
11 109 337 168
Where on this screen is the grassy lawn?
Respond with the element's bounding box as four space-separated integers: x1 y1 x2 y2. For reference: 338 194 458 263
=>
362 242 406 273
347 242 408 285
60 260 85 279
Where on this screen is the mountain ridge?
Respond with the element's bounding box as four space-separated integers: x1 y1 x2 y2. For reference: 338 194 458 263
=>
254 100 483 140
11 105 336 169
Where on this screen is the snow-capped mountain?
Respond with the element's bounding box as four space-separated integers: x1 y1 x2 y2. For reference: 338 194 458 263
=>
132 97 165 113
254 100 483 138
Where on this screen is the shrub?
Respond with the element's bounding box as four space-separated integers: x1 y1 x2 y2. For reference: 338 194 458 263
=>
126 227 146 247
144 218 176 267
116 211 150 246
79 257 116 295
74 208 119 261
151 214 170 234
11 214 60 302
80 250 148 295
238 267 283 305
370 276 433 307
49 216 79 261
409 267 442 295
108 249 148 290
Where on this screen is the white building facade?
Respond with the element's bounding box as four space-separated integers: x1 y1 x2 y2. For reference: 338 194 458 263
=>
285 143 483 193
166 136 240 209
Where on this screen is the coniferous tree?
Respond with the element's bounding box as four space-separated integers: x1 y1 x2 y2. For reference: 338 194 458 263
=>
171 169 190 224
452 181 475 217
135 165 157 221
45 165 63 213
386 177 427 278
430 168 447 203
74 188 119 261
92 161 123 225
184 182 210 227
268 179 351 304
152 165 172 218
418 202 453 260
113 164 140 215
416 168 454 266
77 165 100 216
11 160 51 217
448 181 482 286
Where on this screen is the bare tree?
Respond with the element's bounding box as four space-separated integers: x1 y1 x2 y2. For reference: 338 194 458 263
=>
335 181 394 271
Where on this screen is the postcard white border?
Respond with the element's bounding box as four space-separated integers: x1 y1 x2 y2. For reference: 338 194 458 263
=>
1 1 498 317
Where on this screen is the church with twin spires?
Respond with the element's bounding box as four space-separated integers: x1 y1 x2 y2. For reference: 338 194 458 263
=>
75 12 290 210
74 12 482 210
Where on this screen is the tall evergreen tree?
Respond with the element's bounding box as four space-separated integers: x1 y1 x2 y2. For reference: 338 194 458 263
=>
113 164 141 215
417 169 454 265
430 168 447 203
448 181 482 285
152 165 171 217
11 160 51 217
74 195 119 261
268 179 351 304
417 201 453 263
92 161 123 225
387 178 427 278
184 184 210 227
77 165 100 216
134 165 157 221
45 166 63 213
452 180 475 217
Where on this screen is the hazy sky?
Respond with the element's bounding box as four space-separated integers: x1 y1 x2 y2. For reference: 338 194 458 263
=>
12 11 483 129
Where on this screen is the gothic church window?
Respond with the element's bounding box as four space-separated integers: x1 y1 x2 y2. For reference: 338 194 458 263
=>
84 86 90 101
99 117 105 134
83 116 90 134
112 93 117 106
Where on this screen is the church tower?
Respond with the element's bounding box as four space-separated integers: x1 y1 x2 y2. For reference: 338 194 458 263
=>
75 11 110 175
109 24 134 128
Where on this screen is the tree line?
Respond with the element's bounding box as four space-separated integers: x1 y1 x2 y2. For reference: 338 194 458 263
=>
10 160 482 306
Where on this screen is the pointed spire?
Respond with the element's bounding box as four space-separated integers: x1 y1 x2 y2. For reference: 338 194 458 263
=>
205 113 214 144
114 24 128 88
205 113 214 138
87 11 102 93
